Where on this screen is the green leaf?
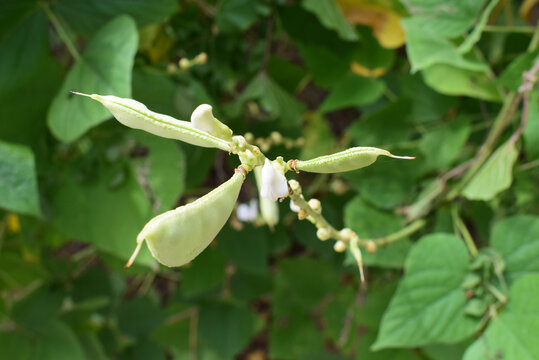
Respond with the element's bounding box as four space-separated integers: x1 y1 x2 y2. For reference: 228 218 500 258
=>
0 251 48 290
198 302 258 359
0 331 32 360
347 100 413 147
216 0 259 33
0 9 48 93
419 115 471 170
218 225 269 275
33 320 85 360
302 0 358 41
0 0 37 40
54 0 178 35
299 114 336 160
373 233 478 349
269 313 324 360
344 197 412 268
490 215 539 281
47 15 138 142
239 72 306 127
498 50 539 91
523 90 539 160
298 43 350 88
462 141 518 201
129 131 186 213
180 247 226 298
50 166 154 266
422 64 501 101
403 19 489 73
0 141 40 216
463 274 539 360
357 329 420 360
117 297 166 338
320 74 385 113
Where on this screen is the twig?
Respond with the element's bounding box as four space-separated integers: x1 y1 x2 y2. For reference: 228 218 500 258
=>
451 206 478 257
42 4 81 61
337 287 364 347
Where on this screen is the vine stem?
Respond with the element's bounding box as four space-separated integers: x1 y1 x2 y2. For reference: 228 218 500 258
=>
42 3 81 61
451 206 478 257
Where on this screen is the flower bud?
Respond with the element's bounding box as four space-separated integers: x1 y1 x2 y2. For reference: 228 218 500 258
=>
316 227 331 241
366 240 377 253
334 240 347 252
308 199 322 213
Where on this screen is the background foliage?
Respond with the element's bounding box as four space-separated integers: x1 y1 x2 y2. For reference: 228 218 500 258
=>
1 0 539 359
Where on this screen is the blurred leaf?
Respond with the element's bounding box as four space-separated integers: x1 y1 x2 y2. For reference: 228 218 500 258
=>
422 342 470 360
198 302 258 360
0 9 47 93
218 225 268 275
274 257 340 315
302 0 358 41
216 0 259 33
0 141 40 216
422 64 501 101
0 251 47 290
47 15 138 142
419 115 471 170
399 73 457 123
0 0 38 40
357 329 420 360
0 331 32 360
120 339 166 360
180 247 226 298
76 333 109 360
129 131 186 213
117 297 166 338
352 27 395 76
11 289 64 331
463 274 539 360
54 0 178 35
347 100 413 147
230 270 273 301
132 68 181 118
239 72 306 127
320 73 385 112
373 233 478 349
344 197 412 267
299 114 336 160
269 313 324 360
498 49 539 92
463 141 518 201
490 215 539 282
355 281 399 329
50 166 154 266
267 55 307 93
33 320 85 360
298 44 350 88
523 90 539 160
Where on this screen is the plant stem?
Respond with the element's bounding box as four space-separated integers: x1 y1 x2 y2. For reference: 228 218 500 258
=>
371 219 426 247
42 3 81 61
483 25 535 33
451 206 478 257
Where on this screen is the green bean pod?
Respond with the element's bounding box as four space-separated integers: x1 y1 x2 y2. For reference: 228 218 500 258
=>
76 93 231 151
292 147 413 174
127 171 245 267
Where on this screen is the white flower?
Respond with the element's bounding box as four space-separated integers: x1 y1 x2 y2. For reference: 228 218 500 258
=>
236 199 258 222
289 195 303 212
260 158 288 202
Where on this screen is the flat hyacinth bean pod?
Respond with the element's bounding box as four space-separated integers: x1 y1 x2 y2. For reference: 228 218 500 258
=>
74 93 231 151
127 171 245 267
293 147 414 174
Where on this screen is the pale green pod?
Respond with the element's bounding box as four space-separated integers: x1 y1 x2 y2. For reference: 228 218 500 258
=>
74 92 230 151
292 147 414 174
191 104 233 141
127 171 245 267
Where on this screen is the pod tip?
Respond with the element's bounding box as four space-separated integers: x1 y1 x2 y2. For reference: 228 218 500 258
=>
70 91 92 97
390 154 416 160
125 241 144 268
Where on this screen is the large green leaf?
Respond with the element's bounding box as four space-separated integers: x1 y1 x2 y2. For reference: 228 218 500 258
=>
419 115 471 170
0 0 37 40
302 0 358 41
344 197 412 268
490 215 539 281
198 302 258 360
50 166 154 266
0 331 32 360
463 141 518 201
0 9 48 93
373 233 478 349
320 74 385 113
463 274 539 360
47 15 138 142
422 64 501 101
54 0 178 35
0 141 40 216
33 320 85 360
216 0 259 33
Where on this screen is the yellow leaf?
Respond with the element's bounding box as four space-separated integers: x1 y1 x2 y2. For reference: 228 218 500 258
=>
350 61 387 77
337 0 406 49
520 0 539 23
7 213 21 233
